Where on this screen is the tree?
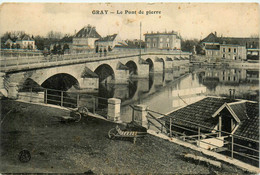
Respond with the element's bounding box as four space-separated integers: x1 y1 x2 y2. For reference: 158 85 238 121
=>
56 44 62 55
47 31 64 39
52 44 57 54
63 44 70 53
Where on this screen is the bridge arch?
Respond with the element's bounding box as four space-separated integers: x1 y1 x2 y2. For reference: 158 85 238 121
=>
94 64 115 84
146 58 154 73
125 60 138 76
41 73 79 91
158 57 165 71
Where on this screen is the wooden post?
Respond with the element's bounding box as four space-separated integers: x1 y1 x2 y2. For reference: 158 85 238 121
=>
61 91 63 107
77 94 80 108
219 116 222 137
231 135 234 159
93 97 96 114
30 87 33 102
198 127 201 147
45 89 48 104
169 117 172 137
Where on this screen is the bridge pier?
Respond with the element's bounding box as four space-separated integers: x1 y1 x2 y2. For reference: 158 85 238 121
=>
114 69 129 84
165 60 173 70
153 60 164 72
8 82 18 99
78 77 99 92
137 63 149 78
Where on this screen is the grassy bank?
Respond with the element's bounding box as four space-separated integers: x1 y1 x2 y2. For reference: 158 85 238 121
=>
0 100 249 173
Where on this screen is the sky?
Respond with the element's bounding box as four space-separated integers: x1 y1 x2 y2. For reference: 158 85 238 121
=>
0 3 259 40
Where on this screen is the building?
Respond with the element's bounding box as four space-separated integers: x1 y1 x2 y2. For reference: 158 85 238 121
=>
162 96 259 164
201 32 259 60
95 34 119 52
220 44 247 60
72 25 101 53
144 31 181 50
3 34 36 50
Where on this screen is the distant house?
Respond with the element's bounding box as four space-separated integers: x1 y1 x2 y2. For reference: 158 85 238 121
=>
72 25 101 53
95 34 119 52
4 38 16 48
144 31 181 50
201 32 259 60
16 34 36 50
3 34 36 50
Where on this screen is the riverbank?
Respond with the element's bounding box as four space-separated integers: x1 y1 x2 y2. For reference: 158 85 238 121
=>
0 100 250 173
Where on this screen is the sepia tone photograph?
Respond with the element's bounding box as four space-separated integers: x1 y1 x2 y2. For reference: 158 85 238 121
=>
0 2 259 174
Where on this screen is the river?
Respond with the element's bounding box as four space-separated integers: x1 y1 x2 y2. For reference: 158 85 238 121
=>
94 66 259 122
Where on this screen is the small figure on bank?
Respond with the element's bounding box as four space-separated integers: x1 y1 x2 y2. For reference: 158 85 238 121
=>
99 48 102 57
104 48 107 57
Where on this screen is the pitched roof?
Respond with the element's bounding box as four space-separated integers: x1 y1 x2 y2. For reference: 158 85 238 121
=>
234 102 259 141
75 25 101 38
201 33 220 43
97 34 117 42
163 97 236 131
228 102 249 121
201 33 259 48
21 34 33 40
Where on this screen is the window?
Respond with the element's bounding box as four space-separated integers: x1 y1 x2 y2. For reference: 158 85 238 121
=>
166 43 169 47
160 38 163 42
223 54 225 58
147 38 151 42
153 43 156 47
223 48 225 52
228 48 231 52
167 38 169 42
234 48 236 53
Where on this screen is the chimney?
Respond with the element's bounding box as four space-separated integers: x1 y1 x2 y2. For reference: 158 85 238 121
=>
215 31 217 36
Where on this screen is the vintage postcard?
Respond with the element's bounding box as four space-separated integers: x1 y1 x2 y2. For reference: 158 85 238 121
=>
0 2 259 174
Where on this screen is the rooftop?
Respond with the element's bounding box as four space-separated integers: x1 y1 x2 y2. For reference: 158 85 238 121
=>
201 33 259 48
74 25 101 38
162 96 259 141
96 34 117 42
163 97 236 131
235 102 259 141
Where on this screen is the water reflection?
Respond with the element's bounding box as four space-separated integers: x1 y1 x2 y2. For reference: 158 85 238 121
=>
66 66 258 122
199 68 259 101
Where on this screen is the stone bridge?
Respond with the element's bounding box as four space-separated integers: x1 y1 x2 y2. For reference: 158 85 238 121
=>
0 51 191 94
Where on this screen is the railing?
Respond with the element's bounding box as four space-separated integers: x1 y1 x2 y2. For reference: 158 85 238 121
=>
17 85 108 117
144 108 259 167
0 49 191 72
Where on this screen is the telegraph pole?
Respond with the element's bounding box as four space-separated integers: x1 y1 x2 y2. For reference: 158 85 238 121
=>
139 22 142 58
